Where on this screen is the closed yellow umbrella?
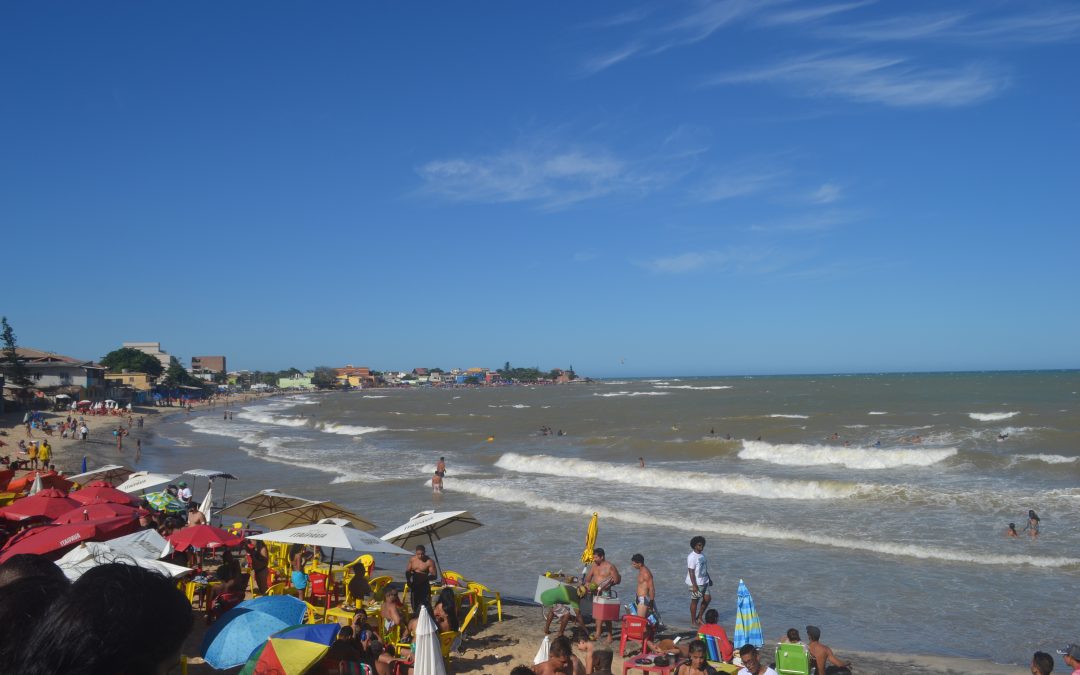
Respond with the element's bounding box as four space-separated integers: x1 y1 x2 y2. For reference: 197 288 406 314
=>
580 513 599 564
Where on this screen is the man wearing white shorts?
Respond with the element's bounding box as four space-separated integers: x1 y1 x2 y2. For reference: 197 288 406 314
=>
686 535 711 626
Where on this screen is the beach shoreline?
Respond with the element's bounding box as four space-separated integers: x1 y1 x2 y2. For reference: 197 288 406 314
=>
5 389 1048 673
145 397 1036 674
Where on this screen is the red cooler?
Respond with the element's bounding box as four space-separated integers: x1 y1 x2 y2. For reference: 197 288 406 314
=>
591 595 621 621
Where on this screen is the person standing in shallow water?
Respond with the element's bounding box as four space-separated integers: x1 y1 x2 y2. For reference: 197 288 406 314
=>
1024 510 1040 538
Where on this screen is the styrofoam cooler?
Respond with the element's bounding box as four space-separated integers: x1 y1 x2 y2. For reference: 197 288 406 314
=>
591 595 621 621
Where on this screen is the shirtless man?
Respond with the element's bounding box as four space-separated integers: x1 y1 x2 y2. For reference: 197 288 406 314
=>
187 505 207 526
584 548 620 641
533 635 585 675
432 471 443 493
405 545 438 617
806 625 852 675
631 553 655 621
380 586 409 641
435 456 446 477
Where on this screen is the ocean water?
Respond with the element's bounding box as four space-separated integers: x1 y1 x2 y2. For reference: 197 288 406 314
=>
148 371 1080 665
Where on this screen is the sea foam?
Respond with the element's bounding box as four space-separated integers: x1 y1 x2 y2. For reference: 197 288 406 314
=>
969 412 1020 422
1014 454 1078 465
593 391 669 398
769 414 809 419
315 422 387 436
738 440 957 470
444 478 1080 569
494 453 860 500
653 385 734 391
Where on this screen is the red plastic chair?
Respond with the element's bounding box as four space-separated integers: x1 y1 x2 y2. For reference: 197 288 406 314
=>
619 615 653 658
308 572 339 605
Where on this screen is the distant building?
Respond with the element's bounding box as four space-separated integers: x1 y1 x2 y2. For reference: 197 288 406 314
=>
192 355 226 374
122 342 172 372
335 365 377 388
278 372 315 389
104 371 154 391
14 348 107 395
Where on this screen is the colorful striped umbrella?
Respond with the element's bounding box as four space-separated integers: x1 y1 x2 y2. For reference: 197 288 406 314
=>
239 623 340 675
144 490 186 514
201 597 308 669
732 579 763 648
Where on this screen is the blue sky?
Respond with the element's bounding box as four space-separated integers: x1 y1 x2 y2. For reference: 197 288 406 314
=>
2 1 1078 376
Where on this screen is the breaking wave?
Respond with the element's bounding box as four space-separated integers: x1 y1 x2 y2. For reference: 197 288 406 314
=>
738 440 957 470
653 385 734 391
593 391 669 398
494 453 860 500
970 412 1020 422
769 414 809 419
315 422 387 436
237 411 310 428
444 478 1080 569
1014 454 1078 465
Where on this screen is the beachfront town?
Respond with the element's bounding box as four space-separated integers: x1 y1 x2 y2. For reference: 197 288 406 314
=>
0 321 581 414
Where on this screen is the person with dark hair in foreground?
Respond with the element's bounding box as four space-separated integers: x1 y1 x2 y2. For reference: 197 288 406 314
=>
0 553 68 588
533 635 585 674
805 626 851 675
0 575 70 663
737 644 777 675
11 562 193 675
1031 650 1054 675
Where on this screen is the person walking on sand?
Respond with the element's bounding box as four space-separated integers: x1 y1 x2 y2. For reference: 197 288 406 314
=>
631 553 655 623
806 625 852 675
686 536 711 626
135 439 142 463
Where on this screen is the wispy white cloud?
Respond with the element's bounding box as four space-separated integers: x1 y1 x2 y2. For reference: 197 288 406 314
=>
709 53 1009 107
416 139 677 209
808 183 842 204
824 6 1080 44
581 44 643 76
583 0 775 74
760 1 876 26
692 168 787 203
640 245 801 275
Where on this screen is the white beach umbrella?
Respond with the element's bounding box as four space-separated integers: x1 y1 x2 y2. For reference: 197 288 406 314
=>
250 500 377 532
116 471 180 494
28 475 43 496
104 528 174 560
217 489 313 521
199 487 214 521
56 541 190 581
67 464 135 486
380 510 483 570
533 636 550 665
413 605 447 675
248 518 411 619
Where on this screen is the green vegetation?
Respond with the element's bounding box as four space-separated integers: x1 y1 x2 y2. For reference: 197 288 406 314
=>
0 317 33 393
163 356 209 389
311 366 339 389
100 347 165 378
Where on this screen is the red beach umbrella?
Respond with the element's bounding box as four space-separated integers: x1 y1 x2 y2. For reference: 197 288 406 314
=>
0 489 81 521
70 486 140 507
52 503 146 524
167 524 243 551
0 516 140 562
7 472 74 494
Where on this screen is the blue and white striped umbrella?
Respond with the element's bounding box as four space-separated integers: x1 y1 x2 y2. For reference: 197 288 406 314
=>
732 579 763 648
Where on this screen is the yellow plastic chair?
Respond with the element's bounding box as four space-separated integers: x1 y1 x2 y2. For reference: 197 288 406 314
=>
303 601 326 624
441 570 467 587
264 582 287 596
467 581 502 623
368 575 392 597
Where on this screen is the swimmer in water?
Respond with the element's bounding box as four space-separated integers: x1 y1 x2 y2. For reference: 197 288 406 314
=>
1006 523 1019 537
639 457 645 469
1023 510 1040 538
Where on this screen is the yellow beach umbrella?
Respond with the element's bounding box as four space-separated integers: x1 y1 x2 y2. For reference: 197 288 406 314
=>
580 513 599 564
